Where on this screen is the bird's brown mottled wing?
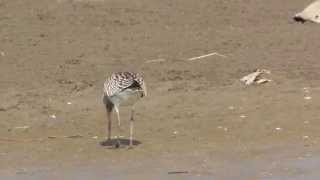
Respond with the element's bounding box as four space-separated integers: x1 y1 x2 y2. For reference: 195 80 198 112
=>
104 72 138 97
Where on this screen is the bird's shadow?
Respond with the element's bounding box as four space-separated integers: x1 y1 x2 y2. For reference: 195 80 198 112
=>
100 138 141 148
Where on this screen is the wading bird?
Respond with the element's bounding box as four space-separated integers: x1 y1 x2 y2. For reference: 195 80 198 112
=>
103 72 147 148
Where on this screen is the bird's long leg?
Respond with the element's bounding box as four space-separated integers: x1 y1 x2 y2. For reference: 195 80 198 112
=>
104 98 113 141
114 107 121 148
115 107 121 127
129 105 135 148
107 111 112 141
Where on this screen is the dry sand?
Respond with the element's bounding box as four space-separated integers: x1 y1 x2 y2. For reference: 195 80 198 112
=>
1 0 320 179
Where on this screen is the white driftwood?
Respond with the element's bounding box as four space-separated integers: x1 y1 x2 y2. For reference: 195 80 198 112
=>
187 52 227 61
145 58 166 63
294 0 320 23
240 69 271 85
256 78 272 84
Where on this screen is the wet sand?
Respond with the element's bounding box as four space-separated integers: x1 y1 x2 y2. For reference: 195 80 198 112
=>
1 142 320 179
1 0 320 179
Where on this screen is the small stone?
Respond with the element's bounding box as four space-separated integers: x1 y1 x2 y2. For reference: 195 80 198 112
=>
240 115 247 118
50 114 56 119
275 127 282 131
67 102 72 105
92 136 98 139
304 96 312 100
0 51 5 56
173 131 178 135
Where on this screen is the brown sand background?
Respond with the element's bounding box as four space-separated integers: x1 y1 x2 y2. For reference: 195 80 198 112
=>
1 0 320 179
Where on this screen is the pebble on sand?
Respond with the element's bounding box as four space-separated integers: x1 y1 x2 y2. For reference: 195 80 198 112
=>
240 115 247 118
50 114 56 119
304 96 312 100
303 135 309 139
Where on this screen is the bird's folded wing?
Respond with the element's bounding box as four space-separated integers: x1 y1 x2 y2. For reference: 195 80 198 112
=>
104 76 135 97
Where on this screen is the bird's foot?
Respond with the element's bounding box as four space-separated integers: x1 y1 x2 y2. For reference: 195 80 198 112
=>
114 140 121 149
100 138 113 146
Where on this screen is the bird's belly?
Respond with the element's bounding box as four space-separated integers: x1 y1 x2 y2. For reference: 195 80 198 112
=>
110 89 142 106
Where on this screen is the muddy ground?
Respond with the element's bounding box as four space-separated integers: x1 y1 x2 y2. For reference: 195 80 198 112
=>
1 0 320 179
